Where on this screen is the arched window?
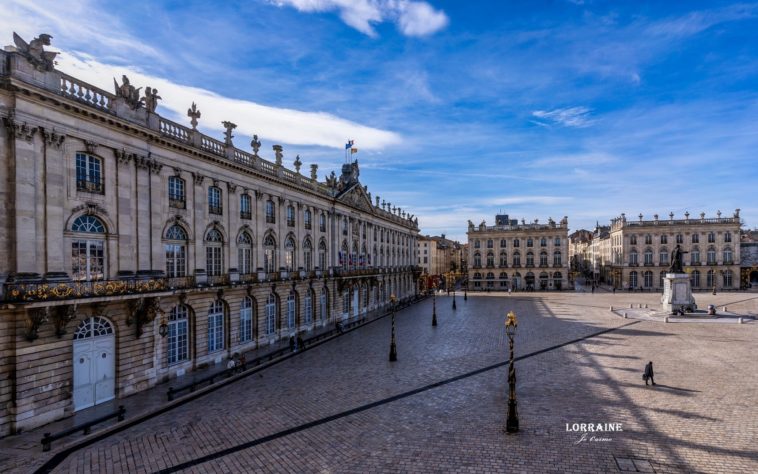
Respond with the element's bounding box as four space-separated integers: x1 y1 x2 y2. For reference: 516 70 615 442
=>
205 229 224 276
71 215 107 281
723 247 733 264
304 289 313 324
540 237 547 247
723 270 733 288
340 241 349 269
208 186 222 215
287 291 297 328
692 233 700 243
284 236 296 271
644 248 653 265
630 271 638 288
630 235 637 245
286 205 295 227
486 272 495 280
690 247 700 264
168 306 189 364
473 252 481 268
643 271 653 288
265 199 275 224
318 240 327 270
499 251 507 267
486 252 494 267
76 152 104 193
539 251 548 266
691 270 701 288
207 300 224 353
319 212 326 232
512 251 521 267
303 238 313 271
304 209 312 230
240 297 253 342
526 252 534 267
237 232 253 275
660 234 668 244
553 250 562 266
707 246 716 264
263 234 276 272
659 248 669 265
165 225 188 278
527 238 533 247
168 176 186 208
266 293 277 335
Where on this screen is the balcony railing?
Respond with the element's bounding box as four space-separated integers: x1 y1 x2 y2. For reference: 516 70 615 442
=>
209 205 223 215
77 179 104 194
240 211 252 220
4 277 167 302
169 198 186 209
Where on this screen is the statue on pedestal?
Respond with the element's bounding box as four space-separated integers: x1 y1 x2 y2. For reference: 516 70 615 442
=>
669 244 687 274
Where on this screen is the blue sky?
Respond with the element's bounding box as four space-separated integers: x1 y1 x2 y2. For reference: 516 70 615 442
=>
4 0 758 241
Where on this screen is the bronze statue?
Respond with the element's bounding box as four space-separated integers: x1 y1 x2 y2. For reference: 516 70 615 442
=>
669 244 687 273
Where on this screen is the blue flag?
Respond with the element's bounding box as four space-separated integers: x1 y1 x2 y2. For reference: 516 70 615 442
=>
345 140 354 149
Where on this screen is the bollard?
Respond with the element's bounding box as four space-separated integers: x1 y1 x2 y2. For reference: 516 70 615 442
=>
117 405 126 422
42 433 52 452
738 317 743 324
723 306 728 312
630 304 633 308
665 316 669 323
623 312 627 318
645 304 648 309
609 306 613 311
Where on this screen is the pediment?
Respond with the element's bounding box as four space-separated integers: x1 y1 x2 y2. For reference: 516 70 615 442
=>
336 183 375 214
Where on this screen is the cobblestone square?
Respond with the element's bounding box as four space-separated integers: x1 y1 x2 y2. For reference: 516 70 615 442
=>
11 292 758 473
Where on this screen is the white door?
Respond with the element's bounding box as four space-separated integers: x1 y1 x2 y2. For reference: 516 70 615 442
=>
352 289 359 317
73 317 115 411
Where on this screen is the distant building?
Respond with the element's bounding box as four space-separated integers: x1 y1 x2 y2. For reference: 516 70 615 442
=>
740 230 758 288
466 216 569 291
417 234 462 277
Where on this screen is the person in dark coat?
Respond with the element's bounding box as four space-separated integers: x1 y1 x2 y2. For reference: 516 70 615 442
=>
643 361 655 386
289 336 295 352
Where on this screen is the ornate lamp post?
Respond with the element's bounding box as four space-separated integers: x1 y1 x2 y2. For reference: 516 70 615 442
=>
505 310 519 433
389 294 398 361
432 282 438 326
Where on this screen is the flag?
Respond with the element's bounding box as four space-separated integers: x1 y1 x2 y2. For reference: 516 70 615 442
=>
345 140 354 149
350 147 358 154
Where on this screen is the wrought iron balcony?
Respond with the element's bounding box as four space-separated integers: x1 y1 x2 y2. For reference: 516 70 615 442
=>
169 197 186 209
76 179 104 194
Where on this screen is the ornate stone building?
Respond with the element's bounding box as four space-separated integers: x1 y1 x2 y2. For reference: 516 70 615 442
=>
417 234 461 277
0 34 420 436
604 211 741 291
466 215 569 291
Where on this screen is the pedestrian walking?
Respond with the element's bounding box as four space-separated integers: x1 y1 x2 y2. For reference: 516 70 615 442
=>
237 353 246 372
289 336 295 352
643 361 656 386
297 335 304 350
227 355 237 371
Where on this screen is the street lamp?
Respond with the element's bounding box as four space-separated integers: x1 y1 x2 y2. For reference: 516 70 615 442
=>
432 283 438 327
452 287 457 310
505 310 519 433
389 294 398 361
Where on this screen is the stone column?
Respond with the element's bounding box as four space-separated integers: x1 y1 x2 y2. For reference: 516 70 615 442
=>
116 150 136 272
43 129 67 273
9 121 40 273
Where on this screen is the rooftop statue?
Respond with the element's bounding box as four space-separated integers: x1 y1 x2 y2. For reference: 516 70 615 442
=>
113 75 143 110
187 102 201 129
13 32 58 71
143 87 161 113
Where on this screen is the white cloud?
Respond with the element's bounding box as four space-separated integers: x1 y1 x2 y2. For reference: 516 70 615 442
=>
57 51 401 150
270 0 448 37
532 106 594 128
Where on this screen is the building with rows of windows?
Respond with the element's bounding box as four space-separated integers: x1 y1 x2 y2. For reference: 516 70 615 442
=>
591 211 742 291
466 214 569 291
0 34 420 436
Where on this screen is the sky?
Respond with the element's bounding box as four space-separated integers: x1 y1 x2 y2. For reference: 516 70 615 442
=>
3 0 758 242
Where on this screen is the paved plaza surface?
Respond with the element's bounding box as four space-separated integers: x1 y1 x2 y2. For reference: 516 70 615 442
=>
6 291 758 473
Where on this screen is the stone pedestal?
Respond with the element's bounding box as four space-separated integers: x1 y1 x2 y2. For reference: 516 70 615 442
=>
661 273 696 314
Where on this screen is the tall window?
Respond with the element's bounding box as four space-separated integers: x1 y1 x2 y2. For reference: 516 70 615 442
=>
692 233 699 243
499 251 507 267
539 251 548 266
659 248 669 265
513 252 521 266
207 301 224 353
629 250 638 265
167 305 189 365
237 232 253 274
690 248 700 264
240 297 253 342
165 225 188 278
266 294 277 335
75 153 103 193
527 238 533 247
304 290 313 324
554 237 561 246
645 234 652 245
208 186 222 215
205 229 224 276
473 252 481 267
707 247 716 264
486 252 494 267
71 215 106 281
304 209 312 230
630 235 637 245
644 271 653 288
540 237 547 247
283 292 295 329
723 248 733 264
707 270 715 288
644 249 653 265
676 234 683 244
303 238 313 271
691 270 701 288
724 231 732 243
320 288 328 321
526 252 534 267
660 235 668 244
553 251 562 266
487 239 493 248
723 270 733 288
240 194 252 220
474 240 480 249
319 213 326 232
265 200 275 224
284 236 296 271
168 176 185 208
513 239 520 247
263 234 276 272
500 239 507 247
319 240 327 270
287 205 295 227
629 271 638 288
708 232 715 243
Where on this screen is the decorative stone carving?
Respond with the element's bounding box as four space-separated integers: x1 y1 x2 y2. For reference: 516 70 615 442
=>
173 167 182 177
326 171 338 189
133 153 163 174
254 190 263 200
3 117 37 142
72 202 108 216
84 140 98 154
273 145 283 166
310 164 318 181
294 155 302 174
192 172 205 186
227 182 237 194
113 75 143 110
277 196 285 205
126 297 163 338
42 128 65 149
251 135 261 156
115 148 131 165
25 307 50 341
13 32 58 72
52 304 77 338
143 87 162 113
222 121 236 146
375 196 380 207
187 102 201 130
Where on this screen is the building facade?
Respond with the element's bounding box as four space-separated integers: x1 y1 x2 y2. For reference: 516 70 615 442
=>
0 35 420 436
605 211 741 291
417 234 461 276
466 215 569 291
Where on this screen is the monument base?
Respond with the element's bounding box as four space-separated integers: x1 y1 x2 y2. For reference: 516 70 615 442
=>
661 273 696 314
